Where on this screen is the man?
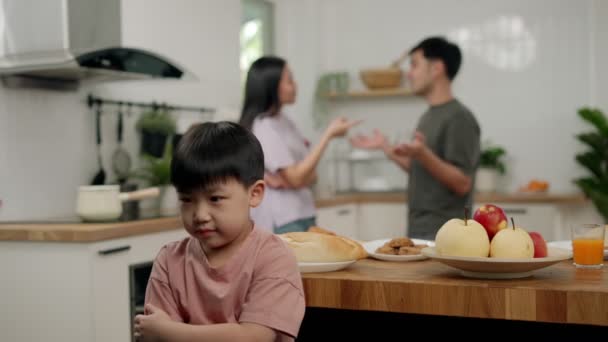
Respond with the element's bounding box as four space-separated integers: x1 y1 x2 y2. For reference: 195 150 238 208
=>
351 37 480 240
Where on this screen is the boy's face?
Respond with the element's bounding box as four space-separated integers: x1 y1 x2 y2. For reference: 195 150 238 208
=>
178 178 265 251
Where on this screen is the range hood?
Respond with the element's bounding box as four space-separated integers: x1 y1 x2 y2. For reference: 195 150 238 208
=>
0 0 194 89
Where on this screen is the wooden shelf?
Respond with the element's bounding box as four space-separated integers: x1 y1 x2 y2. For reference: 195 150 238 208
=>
324 88 414 99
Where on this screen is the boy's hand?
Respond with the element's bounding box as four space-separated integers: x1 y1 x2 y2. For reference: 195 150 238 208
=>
134 304 172 342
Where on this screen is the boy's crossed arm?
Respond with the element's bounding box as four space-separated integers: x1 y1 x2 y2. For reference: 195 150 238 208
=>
134 304 276 342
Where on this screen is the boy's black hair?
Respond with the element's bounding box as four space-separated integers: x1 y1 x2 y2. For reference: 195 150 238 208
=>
409 36 462 81
171 121 265 192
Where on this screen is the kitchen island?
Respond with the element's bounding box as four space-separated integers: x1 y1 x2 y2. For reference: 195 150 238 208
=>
298 258 608 338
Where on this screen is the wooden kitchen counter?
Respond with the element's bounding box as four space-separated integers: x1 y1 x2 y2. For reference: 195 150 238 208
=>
301 258 608 326
0 216 182 242
315 191 587 208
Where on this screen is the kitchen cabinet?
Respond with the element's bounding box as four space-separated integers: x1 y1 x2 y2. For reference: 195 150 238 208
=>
357 203 407 241
316 204 358 239
1 228 187 342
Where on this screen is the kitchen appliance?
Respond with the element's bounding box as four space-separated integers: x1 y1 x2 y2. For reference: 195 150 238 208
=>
76 185 160 222
0 0 194 90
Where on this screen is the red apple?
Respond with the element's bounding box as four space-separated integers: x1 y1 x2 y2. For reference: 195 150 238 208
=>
529 231 548 258
473 204 508 240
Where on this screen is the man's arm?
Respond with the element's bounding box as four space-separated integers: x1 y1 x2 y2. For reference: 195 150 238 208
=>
415 147 472 196
382 143 411 172
395 131 472 196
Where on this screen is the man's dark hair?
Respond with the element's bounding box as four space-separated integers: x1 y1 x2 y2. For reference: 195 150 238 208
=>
409 37 462 80
171 121 265 192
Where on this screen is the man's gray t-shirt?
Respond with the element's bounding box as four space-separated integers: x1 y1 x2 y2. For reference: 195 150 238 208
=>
407 99 480 240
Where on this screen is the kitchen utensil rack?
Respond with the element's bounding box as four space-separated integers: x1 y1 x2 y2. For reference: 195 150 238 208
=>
86 94 215 115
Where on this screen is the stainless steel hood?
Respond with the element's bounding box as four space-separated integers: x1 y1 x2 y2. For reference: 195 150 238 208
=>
0 0 194 89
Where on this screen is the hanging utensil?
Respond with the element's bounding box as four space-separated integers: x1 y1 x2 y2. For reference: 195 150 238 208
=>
112 103 132 184
90 102 106 185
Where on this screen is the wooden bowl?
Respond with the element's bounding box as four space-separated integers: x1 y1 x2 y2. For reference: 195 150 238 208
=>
360 68 403 89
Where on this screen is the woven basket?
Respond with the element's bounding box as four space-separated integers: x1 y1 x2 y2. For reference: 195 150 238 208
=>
360 68 403 89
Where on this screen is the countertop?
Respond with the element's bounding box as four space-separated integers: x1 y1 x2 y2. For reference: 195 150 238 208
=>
0 216 182 242
0 192 587 243
302 258 608 326
315 191 587 208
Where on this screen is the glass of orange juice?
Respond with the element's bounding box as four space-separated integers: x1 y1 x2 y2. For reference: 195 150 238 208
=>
571 223 605 269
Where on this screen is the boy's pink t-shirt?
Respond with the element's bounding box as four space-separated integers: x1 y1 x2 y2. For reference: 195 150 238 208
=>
145 226 306 340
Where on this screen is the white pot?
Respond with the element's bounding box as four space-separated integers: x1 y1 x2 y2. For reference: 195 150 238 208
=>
76 185 160 222
476 168 499 193
160 185 179 216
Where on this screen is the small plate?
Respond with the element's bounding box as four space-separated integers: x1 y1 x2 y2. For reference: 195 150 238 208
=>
363 239 434 262
421 246 572 279
298 260 357 273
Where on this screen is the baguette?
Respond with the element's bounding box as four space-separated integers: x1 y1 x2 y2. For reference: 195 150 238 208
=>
279 231 367 262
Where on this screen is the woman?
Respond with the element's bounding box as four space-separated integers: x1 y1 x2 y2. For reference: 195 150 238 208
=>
240 56 360 234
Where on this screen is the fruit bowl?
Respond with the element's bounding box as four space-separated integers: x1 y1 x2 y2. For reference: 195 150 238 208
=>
421 247 572 279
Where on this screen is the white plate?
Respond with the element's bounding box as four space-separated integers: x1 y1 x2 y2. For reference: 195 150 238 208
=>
547 240 608 257
363 238 435 262
421 246 572 279
298 260 357 273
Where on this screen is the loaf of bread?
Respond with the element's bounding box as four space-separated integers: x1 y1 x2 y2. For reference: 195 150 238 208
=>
279 231 368 262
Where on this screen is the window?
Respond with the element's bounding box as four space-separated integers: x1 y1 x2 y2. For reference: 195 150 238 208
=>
240 0 274 81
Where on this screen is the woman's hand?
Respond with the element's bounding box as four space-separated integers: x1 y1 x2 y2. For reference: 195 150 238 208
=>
324 117 362 138
264 172 290 189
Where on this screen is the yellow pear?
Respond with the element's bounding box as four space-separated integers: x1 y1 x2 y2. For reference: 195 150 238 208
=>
490 224 534 259
435 218 490 257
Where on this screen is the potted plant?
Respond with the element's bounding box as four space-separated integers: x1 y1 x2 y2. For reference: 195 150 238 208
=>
573 107 608 223
136 108 176 158
132 139 178 216
313 71 349 129
476 143 507 193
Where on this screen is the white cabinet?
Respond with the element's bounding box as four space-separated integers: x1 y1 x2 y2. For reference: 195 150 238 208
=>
357 203 407 241
316 204 358 239
0 229 187 342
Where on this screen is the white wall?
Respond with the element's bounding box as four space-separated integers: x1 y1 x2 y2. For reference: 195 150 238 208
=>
592 0 608 110
276 0 595 194
0 0 242 220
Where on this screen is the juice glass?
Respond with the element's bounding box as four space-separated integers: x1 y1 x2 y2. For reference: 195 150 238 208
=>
571 223 605 269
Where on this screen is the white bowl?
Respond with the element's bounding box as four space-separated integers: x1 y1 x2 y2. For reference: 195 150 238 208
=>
421 246 572 279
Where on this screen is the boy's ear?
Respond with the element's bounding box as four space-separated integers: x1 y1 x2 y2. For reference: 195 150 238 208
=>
248 180 265 208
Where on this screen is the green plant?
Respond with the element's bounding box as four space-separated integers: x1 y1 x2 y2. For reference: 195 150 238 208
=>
132 138 172 186
136 108 176 135
313 72 349 129
480 144 507 174
573 107 608 222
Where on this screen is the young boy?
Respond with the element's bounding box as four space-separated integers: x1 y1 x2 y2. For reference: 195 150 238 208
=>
133 121 306 342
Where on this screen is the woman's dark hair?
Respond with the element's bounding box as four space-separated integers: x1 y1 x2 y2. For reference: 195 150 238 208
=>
170 121 264 193
239 56 286 130
409 36 462 81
